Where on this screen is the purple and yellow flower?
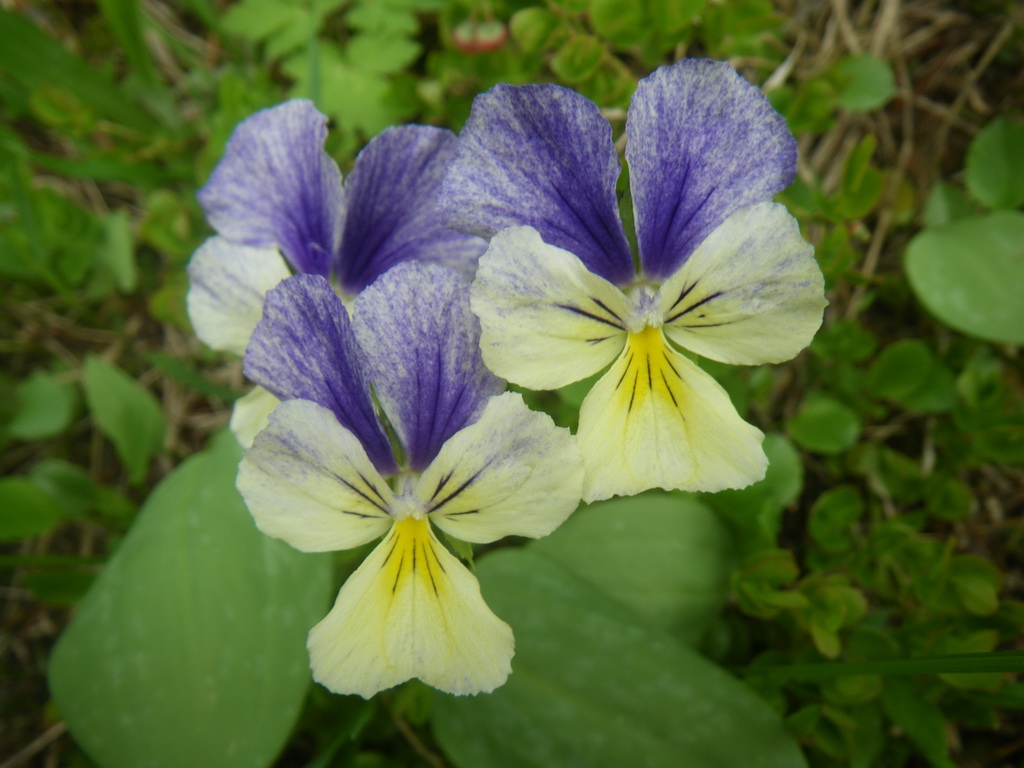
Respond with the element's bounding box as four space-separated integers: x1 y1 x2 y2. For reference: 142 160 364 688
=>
186 100 484 445
236 261 583 698
441 59 827 502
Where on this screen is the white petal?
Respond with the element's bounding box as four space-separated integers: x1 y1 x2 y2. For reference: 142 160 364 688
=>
229 386 280 449
308 517 514 698
470 226 629 390
237 399 393 552
416 392 583 544
656 202 826 365
186 236 292 355
578 327 766 501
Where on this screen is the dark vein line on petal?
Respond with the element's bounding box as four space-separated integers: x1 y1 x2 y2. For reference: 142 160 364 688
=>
666 291 723 324
556 304 624 330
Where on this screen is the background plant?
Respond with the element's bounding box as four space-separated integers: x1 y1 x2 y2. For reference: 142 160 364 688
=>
1 1 1022 767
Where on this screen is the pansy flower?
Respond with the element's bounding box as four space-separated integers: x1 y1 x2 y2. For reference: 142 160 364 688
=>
236 261 583 698
440 59 827 502
186 100 484 445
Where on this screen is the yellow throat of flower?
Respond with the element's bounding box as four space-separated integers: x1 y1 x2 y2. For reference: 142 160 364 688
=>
382 517 447 597
616 325 686 414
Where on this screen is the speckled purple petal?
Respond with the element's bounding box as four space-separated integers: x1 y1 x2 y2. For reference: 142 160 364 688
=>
198 100 342 277
334 125 486 295
352 262 504 472
244 274 396 474
627 59 797 279
440 84 634 286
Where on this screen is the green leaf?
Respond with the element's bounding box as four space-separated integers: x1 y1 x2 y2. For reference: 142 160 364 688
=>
0 10 158 131
49 432 332 768
82 356 167 485
433 548 807 768
836 135 883 219
867 339 955 412
0 477 66 539
948 554 1001 616
531 492 733 644
708 433 803 553
98 210 137 293
786 394 860 455
809 485 863 553
832 54 894 112
7 371 77 440
345 33 421 75
589 0 647 47
96 0 159 84
509 7 562 55
965 116 1024 210
922 181 977 228
28 459 101 518
284 44 403 141
551 34 604 84
881 677 956 768
905 211 1024 345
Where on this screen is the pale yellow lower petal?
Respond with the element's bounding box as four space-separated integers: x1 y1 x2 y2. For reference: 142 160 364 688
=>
578 327 766 501
308 518 513 698
229 386 280 449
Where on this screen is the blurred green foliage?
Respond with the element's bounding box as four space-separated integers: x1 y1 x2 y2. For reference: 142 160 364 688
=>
1 1 1022 768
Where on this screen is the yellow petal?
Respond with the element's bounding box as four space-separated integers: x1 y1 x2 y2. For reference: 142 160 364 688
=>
578 327 766 501
308 517 513 698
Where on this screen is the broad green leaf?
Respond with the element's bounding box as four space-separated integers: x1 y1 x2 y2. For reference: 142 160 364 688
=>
49 432 332 768
530 492 733 644
832 55 894 112
434 548 807 768
7 371 77 440
82 355 167 485
965 116 1024 210
0 477 66 539
0 10 158 131
905 211 1024 344
787 394 860 455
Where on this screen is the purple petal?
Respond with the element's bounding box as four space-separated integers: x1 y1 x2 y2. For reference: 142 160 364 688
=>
334 125 486 295
198 100 343 277
627 59 797 279
440 84 634 286
244 274 396 474
352 262 504 472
